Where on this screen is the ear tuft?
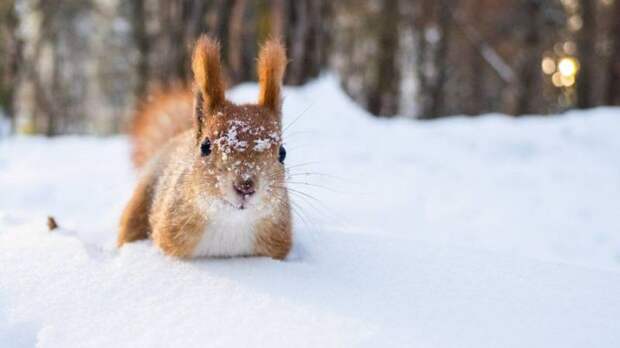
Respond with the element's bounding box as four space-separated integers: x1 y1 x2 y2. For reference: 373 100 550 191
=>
192 35 226 111
257 39 287 113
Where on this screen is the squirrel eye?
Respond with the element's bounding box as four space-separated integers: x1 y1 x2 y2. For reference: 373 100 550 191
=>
200 139 212 156
278 145 286 163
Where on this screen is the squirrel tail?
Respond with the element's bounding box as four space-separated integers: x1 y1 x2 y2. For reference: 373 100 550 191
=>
130 88 194 169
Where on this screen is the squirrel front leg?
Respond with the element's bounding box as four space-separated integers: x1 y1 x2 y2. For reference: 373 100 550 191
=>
118 176 155 247
150 198 206 258
254 208 293 260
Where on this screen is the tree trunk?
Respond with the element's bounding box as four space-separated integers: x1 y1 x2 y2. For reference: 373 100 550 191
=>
228 0 247 84
468 41 484 115
426 0 452 119
515 0 542 115
280 0 326 85
0 0 21 132
414 29 430 117
367 0 400 116
130 0 149 99
606 0 620 105
409 0 432 118
269 0 285 39
465 0 483 115
287 0 310 85
214 0 235 59
576 0 595 108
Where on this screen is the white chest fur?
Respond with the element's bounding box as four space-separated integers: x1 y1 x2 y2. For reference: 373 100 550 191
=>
192 203 263 257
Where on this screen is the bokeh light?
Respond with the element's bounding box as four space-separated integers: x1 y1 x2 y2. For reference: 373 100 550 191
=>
542 57 556 75
558 57 578 77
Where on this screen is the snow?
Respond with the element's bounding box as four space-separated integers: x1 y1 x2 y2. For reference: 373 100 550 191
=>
1 76 620 347
215 120 249 152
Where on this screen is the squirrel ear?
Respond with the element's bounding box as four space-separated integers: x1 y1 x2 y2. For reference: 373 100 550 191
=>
192 35 226 113
257 39 287 113
193 91 205 142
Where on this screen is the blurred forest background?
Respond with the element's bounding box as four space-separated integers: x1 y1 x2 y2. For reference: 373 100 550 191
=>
0 0 619 135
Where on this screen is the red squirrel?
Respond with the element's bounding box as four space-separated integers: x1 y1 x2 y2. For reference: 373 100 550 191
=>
118 36 292 259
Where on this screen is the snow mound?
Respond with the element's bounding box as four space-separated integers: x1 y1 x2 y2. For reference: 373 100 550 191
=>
1 76 620 347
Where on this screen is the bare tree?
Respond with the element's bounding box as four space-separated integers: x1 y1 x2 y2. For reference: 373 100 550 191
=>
18 0 64 135
514 0 544 115
0 0 21 132
366 0 401 116
576 0 595 108
282 0 326 85
151 0 209 87
130 0 150 99
428 0 452 118
407 0 433 117
213 0 235 61
13 0 619 135
227 0 248 84
606 0 620 105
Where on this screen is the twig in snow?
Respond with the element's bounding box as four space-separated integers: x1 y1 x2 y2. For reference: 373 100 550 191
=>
47 216 58 231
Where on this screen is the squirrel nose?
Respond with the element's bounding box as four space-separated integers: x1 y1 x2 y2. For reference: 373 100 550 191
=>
234 179 255 196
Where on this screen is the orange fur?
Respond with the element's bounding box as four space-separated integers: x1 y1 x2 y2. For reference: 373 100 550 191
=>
258 39 287 113
192 36 226 111
130 89 193 169
118 35 292 260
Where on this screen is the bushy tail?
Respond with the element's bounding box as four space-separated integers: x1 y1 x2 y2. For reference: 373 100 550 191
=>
130 88 194 169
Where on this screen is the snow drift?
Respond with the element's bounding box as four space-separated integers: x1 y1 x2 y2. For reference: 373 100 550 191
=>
1 76 620 347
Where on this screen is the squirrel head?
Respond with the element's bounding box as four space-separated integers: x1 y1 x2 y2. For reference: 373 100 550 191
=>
190 36 288 212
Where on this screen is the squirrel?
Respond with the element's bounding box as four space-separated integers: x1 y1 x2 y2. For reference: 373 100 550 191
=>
117 36 292 260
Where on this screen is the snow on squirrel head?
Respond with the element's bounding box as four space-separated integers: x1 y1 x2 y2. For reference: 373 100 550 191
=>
191 36 287 212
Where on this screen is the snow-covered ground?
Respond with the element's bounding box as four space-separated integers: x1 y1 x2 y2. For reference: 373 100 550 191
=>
1 77 620 347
